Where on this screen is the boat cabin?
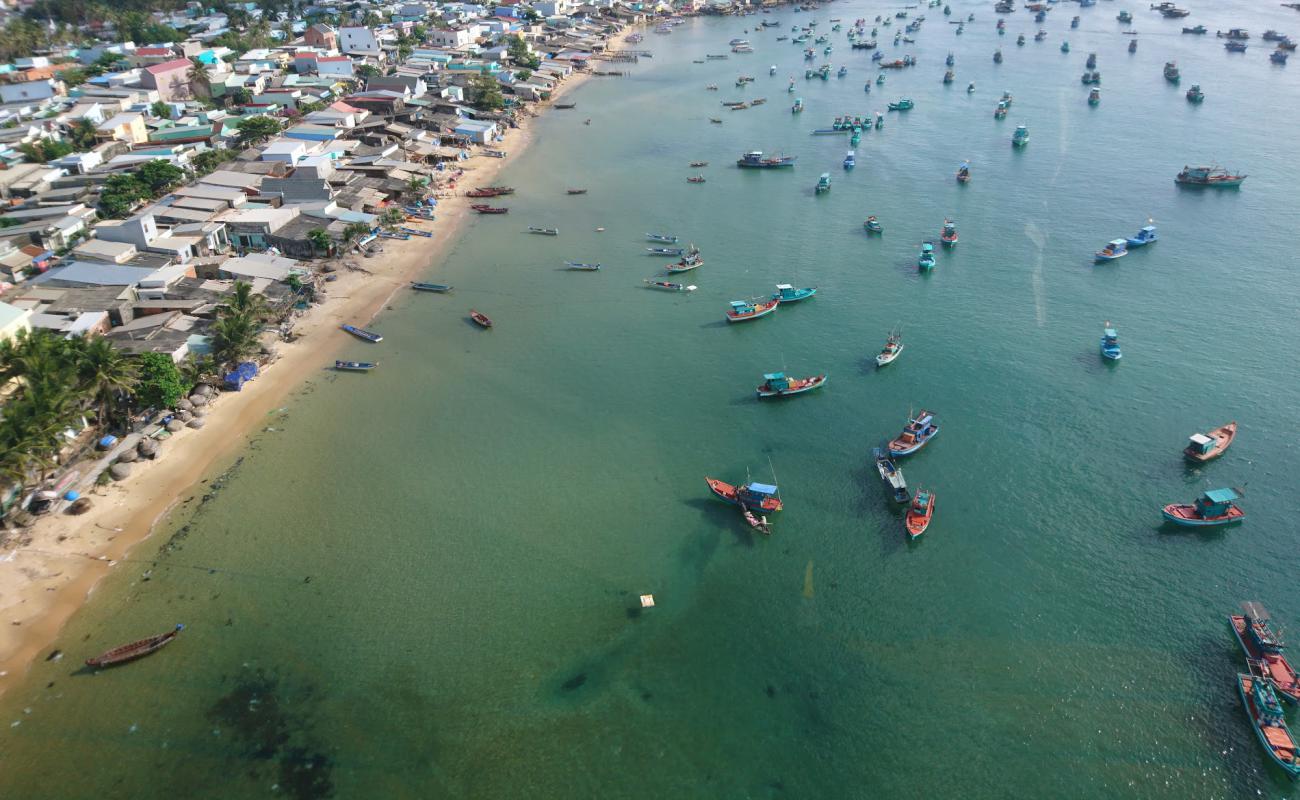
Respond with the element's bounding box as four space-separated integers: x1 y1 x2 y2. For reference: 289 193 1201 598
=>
1187 432 1216 457
762 372 791 392
1197 487 1241 517
739 482 780 506
730 300 753 313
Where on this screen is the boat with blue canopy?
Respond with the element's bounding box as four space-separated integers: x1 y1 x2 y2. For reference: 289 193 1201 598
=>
1101 323 1122 360
772 284 817 303
725 298 779 323
1012 125 1029 146
756 372 828 398
1095 239 1128 261
918 241 936 270
1126 225 1158 247
889 410 940 456
705 477 783 512
1163 487 1246 527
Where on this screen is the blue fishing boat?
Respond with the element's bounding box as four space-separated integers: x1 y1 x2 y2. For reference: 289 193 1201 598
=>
887 98 914 111
756 372 828 398
1100 322 1122 360
945 52 955 66
837 65 848 77
874 447 911 503
918 241 936 270
647 247 685 256
341 324 383 343
1012 125 1029 146
646 232 678 243
843 150 856 169
726 298 780 323
994 48 1003 63
864 216 883 233
943 70 954 83
737 151 797 168
888 409 940 456
334 360 377 371
1186 84 1204 103
1237 673 1300 779
411 282 452 292
1088 87 1101 105
1163 488 1246 527
1095 239 1128 261
792 97 804 113
1126 225 1158 247
1061 41 1070 53
815 173 832 193
772 284 817 303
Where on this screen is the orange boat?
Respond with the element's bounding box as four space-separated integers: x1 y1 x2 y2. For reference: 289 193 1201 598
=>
705 477 783 513
86 624 184 668
905 488 934 539
1184 421 1237 462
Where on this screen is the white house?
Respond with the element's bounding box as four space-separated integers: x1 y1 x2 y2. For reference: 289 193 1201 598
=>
430 28 474 49
339 27 381 55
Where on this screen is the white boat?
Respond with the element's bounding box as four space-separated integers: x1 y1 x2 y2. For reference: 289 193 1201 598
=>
875 330 904 366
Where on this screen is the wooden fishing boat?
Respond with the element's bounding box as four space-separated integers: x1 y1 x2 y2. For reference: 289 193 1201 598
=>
705 477 783 512
470 204 508 214
86 624 184 668
667 249 703 273
864 216 883 233
940 219 958 246
687 175 707 183
646 232 680 243
876 330 904 366
565 261 602 271
905 488 935 539
411 282 452 293
772 284 817 303
341 324 383 343
528 227 559 236
1175 165 1247 187
873 447 910 503
1095 239 1128 261
690 161 709 167
566 188 588 195
1100 323 1122 360
1237 673 1300 779
334 360 377 371
469 309 493 328
1184 422 1237 462
475 186 514 196
1231 602 1300 704
955 162 971 183
554 103 577 110
756 372 827 398
725 298 779 323
465 189 503 198
888 409 939 456
643 279 696 292
918 241 936 270
1162 487 1245 526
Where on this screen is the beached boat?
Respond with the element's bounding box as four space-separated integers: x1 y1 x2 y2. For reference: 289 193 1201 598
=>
411 282 452 293
955 162 971 183
1100 323 1122 360
1231 602 1300 704
725 298 779 323
341 324 383 343
905 488 935 538
873 447 911 503
334 360 377 372
469 309 493 328
643 279 696 292
918 241 936 270
756 371 828 398
815 172 832 193
940 219 958 246
737 151 797 168
1126 225 1158 247
470 204 508 214
86 624 184 668
565 261 601 271
1236 673 1300 778
864 216 883 234
528 227 559 236
772 284 817 303
1185 421 1237 462
1095 239 1128 262
475 186 514 196
1162 487 1246 527
876 330 904 366
706 477 783 513
1176 165 1246 187
889 410 940 456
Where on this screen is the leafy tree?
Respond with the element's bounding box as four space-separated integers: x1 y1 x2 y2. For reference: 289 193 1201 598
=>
468 70 504 111
187 58 211 99
398 43 413 62
412 23 427 40
405 175 426 199
514 70 532 82
57 66 88 87
86 51 128 77
137 160 185 194
68 118 98 149
133 352 187 409
357 64 381 79
179 354 215 390
97 173 150 218
76 337 139 427
342 221 371 245
18 138 75 162
235 115 282 146
379 206 406 230
211 281 271 366
151 100 171 119
362 10 382 27
307 228 332 254
224 280 270 322
296 99 325 114
191 147 235 175
504 35 540 70
227 86 252 107
0 19 46 62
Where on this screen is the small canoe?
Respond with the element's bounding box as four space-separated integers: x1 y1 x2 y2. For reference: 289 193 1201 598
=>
566 188 588 194
469 309 493 328
86 624 184 668
334 360 377 371
905 488 935 538
411 282 452 293
528 227 559 236
341 324 383 343
1184 421 1237 462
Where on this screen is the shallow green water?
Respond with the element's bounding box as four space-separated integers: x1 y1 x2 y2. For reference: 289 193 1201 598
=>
5 4 1300 797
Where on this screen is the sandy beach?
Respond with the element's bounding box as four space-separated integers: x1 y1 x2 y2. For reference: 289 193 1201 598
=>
0 72 592 693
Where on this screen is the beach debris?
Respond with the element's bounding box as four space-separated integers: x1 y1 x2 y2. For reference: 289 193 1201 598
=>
109 463 133 480
44 649 61 662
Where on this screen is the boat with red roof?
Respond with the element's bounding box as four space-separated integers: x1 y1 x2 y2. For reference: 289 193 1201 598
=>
905 487 934 539
1231 602 1300 704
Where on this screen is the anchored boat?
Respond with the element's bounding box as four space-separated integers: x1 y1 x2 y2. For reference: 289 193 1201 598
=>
773 284 817 303
725 298 779 323
918 241 936 270
955 161 971 183
643 279 696 292
756 372 828 398
469 309 493 328
1095 239 1128 261
940 219 958 246
1101 323 1122 360
815 172 832 193
411 282 452 293
905 488 935 538
1012 125 1029 146
1237 672 1300 778
341 324 383 343
889 410 939 456
873 447 911 503
565 261 602 271
1231 602 1300 704
876 329 904 366
1162 487 1245 527
1175 165 1246 187
1184 421 1237 462
864 216 884 234
737 150 798 168
1126 225 1158 247
528 227 559 235
706 477 783 512
334 360 377 371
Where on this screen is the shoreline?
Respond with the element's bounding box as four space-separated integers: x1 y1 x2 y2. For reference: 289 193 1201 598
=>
0 70 593 695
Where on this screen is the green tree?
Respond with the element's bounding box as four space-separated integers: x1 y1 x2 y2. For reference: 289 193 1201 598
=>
211 312 260 366
75 337 139 427
151 100 171 119
342 221 371 245
235 115 282 146
227 87 252 107
86 51 128 77
137 160 186 194
133 352 187 409
307 227 332 255
191 147 235 175
296 99 325 114
412 23 427 40
504 35 539 70
468 70 504 111
379 206 406 230
187 58 211 99
56 66 88 87
0 19 45 62
179 354 215 390
224 280 270 322
514 69 532 82
405 175 426 200
97 173 150 218
18 138 75 162
68 118 98 149
356 63 381 79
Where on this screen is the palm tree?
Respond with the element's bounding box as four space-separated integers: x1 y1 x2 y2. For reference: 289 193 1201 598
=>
222 280 270 321
187 58 211 100
211 313 261 367
75 337 140 428
69 118 97 150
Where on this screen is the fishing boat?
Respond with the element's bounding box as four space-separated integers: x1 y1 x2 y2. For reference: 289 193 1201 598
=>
470 204 509 214
411 282 452 293
792 97 804 112
1100 323 1122 360
1036 30 1048 42
646 233 679 244
940 219 958 246
876 329 904 366
905 488 935 539
564 261 601 271
967 81 975 93
1162 487 1245 526
566 188 588 195
1175 165 1246 187
1129 38 1138 53
647 247 685 257
994 101 1008 119
666 254 703 273
772 284 817 303
725 298 779 323
1080 71 1100 84
955 162 971 183
1237 672 1300 778
770 65 778 74
837 66 848 77
993 48 1003 63
1183 25 1207 34
1095 239 1128 261
1088 87 1101 105
889 410 939 456
943 70 954 83
1017 33 1025 45
1117 10 1132 22
643 279 697 292
918 241 936 270
1086 52 1097 69
1271 50 1289 63
756 372 828 398
85 624 184 668
864 216 884 234
1217 28 1250 39
1126 225 1158 247
475 186 514 196
334 360 377 371
1163 61 1180 82
687 175 706 184
815 173 832 193
341 324 383 343
1061 41 1070 53
876 72 886 84
1072 16 1080 29
469 309 493 328
1012 125 1029 147
1230 602 1300 704
1185 422 1237 462
737 151 798 168
873 447 911 503
887 98 914 111
690 161 709 168
1225 41 1248 52
528 227 559 235
705 477 783 512
841 150 857 170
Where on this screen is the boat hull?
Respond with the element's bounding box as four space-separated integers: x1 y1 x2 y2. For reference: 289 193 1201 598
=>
1161 504 1244 526
1238 674 1300 779
889 427 938 456
705 478 782 512
726 300 779 323
1231 615 1300 704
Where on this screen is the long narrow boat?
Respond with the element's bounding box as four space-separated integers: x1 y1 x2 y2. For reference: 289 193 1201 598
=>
341 324 383 343
528 227 559 236
873 447 910 502
705 477 783 512
334 360 377 371
566 188 588 195
725 298 779 323
469 309 493 328
905 488 935 538
86 624 184 668
888 409 939 456
643 279 697 292
470 204 508 214
1162 487 1245 526
772 284 817 303
1184 421 1237 462
564 261 602 271
1230 602 1300 704
411 282 452 293
1237 672 1300 779
646 232 680 243
647 247 686 256
756 372 827 398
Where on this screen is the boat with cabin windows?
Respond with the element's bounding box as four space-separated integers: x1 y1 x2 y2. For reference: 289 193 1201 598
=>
940 219 958 246
1225 41 1248 52
815 173 832 193
1164 61 1180 82
994 101 1008 119
1088 87 1101 105
876 329 904 366
864 216 883 233
843 150 856 169
792 97 804 112
411 282 452 293
86 624 184 668
1126 225 1158 247
1176 165 1246 187
772 284 817 303
469 309 493 328
1095 239 1128 261
706 477 783 512
888 98 914 111
737 151 797 168
667 247 703 273
1230 602 1300 705
1100 323 1122 360
725 298 779 323
873 447 911 503
1012 125 1029 146
918 241 936 270
1072 16 1080 28
341 324 383 343
905 488 935 538
889 410 940 456
756 372 828 398
1237 672 1300 778
1185 422 1237 462
1182 82 1204 102
955 162 971 183
1162 487 1245 527
1271 50 1289 63
1217 28 1250 39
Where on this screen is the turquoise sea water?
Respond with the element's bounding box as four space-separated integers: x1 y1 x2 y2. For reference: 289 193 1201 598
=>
5 4 1300 797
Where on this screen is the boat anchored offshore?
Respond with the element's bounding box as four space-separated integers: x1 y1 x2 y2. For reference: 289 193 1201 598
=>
918 241 936 270
1236 672 1300 778
706 477 783 512
528 227 559 235
889 410 939 456
725 298 780 322
643 279 696 292
843 150 856 169
1164 61 1181 82
756 371 828 398
1012 125 1029 146
1126 224 1158 247
873 447 911 503
940 219 958 246
411 282 452 293
1186 84 1205 103
773 284 817 303
1231 602 1300 705
876 329 904 366
565 261 602 271
334 360 377 372
1185 421 1237 462
1095 239 1128 261
1176 165 1246 187
86 624 185 668
955 161 971 183
1100 322 1122 360
864 216 883 234
1088 87 1101 105
646 232 679 243
737 150 798 168
469 309 493 328
1162 487 1246 527
905 487 935 538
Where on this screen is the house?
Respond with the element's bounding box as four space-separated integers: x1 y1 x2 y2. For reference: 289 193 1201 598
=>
214 252 297 282
304 23 339 51
260 139 310 164
140 58 195 102
0 301 33 344
315 56 356 78
453 118 498 143
95 112 149 144
430 28 474 49
0 78 59 105
339 27 381 55
94 214 202 263
368 75 427 97
217 206 301 250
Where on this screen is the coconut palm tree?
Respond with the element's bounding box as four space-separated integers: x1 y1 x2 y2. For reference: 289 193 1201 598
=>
75 337 140 428
187 58 212 99
222 280 270 321
211 312 262 367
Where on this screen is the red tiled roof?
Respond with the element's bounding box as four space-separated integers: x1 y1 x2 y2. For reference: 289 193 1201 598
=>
145 58 192 75
328 101 362 113
317 56 351 62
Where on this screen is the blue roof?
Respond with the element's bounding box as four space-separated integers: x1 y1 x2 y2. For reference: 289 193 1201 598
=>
763 372 785 380
747 482 778 495
1204 488 1239 504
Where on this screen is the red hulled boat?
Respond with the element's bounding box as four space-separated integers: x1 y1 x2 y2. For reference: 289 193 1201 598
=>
86 624 184 668
470 204 508 214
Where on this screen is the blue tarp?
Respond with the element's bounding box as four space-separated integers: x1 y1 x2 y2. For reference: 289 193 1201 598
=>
223 361 259 391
